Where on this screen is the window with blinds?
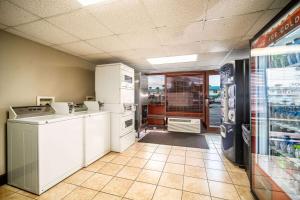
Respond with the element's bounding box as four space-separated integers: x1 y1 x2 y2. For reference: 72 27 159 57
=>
166 75 204 115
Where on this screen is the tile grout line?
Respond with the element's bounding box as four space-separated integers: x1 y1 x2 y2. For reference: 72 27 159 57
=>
2 135 253 200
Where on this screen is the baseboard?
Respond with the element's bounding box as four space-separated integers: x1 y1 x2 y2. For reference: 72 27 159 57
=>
0 173 7 186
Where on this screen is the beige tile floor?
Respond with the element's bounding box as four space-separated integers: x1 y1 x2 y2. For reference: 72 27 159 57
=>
0 134 255 200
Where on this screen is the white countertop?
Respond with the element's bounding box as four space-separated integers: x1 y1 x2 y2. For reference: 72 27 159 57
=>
8 111 110 125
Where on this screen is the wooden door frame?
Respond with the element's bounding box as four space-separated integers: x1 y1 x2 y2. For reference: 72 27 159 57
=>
205 70 220 133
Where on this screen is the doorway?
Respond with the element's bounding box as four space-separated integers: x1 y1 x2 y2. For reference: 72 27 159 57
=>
205 71 221 132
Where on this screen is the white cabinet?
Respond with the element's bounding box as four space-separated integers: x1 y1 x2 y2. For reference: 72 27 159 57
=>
84 112 110 166
7 117 84 195
95 63 135 104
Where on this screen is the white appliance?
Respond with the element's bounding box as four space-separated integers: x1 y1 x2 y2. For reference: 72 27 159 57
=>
51 102 74 114
7 105 84 194
83 101 110 166
95 63 135 104
168 117 201 134
110 112 135 152
95 63 135 152
52 102 111 167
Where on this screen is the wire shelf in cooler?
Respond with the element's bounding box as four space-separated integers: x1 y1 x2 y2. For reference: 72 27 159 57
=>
271 121 300 133
270 136 300 143
268 94 300 96
270 118 300 122
270 131 300 139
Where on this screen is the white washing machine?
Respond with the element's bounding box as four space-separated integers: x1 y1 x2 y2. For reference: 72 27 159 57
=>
52 102 111 167
7 105 84 195
83 101 110 166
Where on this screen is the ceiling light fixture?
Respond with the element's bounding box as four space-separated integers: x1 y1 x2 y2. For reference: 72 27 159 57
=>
147 54 198 65
77 0 107 6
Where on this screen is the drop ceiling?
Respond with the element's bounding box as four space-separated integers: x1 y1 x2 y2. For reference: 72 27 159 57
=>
0 0 290 72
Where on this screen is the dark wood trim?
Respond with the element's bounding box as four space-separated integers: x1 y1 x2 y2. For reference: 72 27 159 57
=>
0 173 7 186
166 112 204 118
250 1 300 44
147 70 219 128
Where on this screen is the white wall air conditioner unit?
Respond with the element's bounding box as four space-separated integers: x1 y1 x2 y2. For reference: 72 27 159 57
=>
168 118 201 134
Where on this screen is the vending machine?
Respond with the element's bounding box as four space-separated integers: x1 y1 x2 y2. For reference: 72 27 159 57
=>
220 59 250 165
250 1 300 199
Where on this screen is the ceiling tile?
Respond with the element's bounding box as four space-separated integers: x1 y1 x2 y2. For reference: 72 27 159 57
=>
87 0 155 34
156 21 204 45
135 47 169 58
222 49 249 64
203 13 261 40
14 20 78 44
234 40 250 50
269 0 290 9
47 9 112 40
125 62 155 72
84 52 115 60
83 53 119 63
152 61 199 69
246 9 281 38
152 64 219 72
142 0 206 27
135 65 156 70
206 0 273 19
9 0 82 18
164 42 203 56
197 51 228 66
50 44 72 53
119 29 161 49
108 50 142 61
152 64 205 73
160 36 237 56
87 35 131 52
200 39 239 52
57 41 103 56
5 27 53 46
0 1 39 26
123 58 151 67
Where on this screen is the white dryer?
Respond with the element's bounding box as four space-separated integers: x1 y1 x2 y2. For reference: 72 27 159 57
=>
7 105 84 195
95 63 136 152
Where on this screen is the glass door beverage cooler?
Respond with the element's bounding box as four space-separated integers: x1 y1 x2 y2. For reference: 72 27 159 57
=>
250 2 300 200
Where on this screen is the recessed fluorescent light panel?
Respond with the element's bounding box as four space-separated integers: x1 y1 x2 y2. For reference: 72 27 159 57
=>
147 54 198 65
78 0 106 6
